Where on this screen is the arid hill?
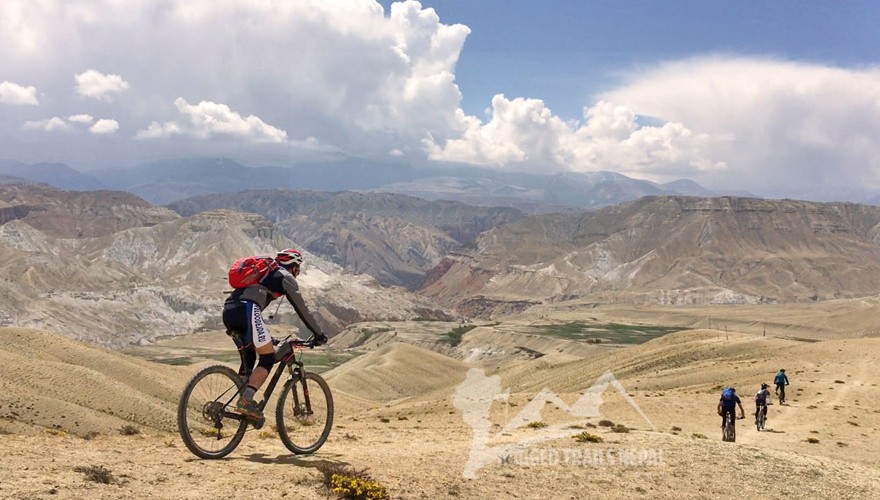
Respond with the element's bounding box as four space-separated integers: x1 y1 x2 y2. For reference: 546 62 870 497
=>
0 183 179 238
167 190 524 287
2 319 879 499
0 208 451 347
421 196 880 317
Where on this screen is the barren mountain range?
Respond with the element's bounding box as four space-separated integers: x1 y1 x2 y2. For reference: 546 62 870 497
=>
420 196 880 317
161 188 880 318
168 190 524 287
0 184 451 347
4 182 880 347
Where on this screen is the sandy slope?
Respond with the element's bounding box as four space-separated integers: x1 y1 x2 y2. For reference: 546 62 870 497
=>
2 326 880 499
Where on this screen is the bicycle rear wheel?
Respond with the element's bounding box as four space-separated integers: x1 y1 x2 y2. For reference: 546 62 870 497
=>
276 372 334 454
722 413 735 442
177 365 248 459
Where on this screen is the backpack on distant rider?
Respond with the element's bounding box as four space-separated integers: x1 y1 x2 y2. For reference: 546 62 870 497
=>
721 388 735 402
228 255 278 289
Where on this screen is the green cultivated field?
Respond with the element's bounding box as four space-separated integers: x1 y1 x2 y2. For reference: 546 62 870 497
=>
534 321 685 345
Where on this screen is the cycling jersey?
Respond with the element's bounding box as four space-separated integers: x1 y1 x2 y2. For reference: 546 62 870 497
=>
774 372 789 386
224 266 323 337
755 389 770 405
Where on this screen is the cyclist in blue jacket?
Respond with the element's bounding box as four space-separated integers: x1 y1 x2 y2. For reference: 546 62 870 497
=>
774 369 790 404
717 387 745 429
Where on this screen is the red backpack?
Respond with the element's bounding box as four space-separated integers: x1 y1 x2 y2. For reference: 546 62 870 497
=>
228 255 279 289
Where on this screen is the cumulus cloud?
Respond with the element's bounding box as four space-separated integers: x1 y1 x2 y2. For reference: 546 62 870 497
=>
90 119 119 134
0 81 39 105
136 98 287 143
74 69 130 101
67 114 94 124
425 95 725 178
23 117 70 132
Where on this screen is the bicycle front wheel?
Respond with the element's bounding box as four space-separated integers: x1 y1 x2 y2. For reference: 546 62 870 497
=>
276 372 334 454
177 365 248 459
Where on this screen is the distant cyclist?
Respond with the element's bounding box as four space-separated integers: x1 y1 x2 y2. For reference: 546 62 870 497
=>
717 387 745 429
774 369 790 404
755 383 771 425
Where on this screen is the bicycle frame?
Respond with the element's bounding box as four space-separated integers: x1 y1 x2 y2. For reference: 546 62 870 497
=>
256 346 305 412
222 339 309 426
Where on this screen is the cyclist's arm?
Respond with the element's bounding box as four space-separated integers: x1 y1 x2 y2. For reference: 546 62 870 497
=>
281 272 324 336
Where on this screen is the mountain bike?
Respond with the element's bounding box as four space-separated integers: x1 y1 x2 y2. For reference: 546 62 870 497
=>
756 404 767 431
776 384 786 405
177 335 333 459
722 411 743 442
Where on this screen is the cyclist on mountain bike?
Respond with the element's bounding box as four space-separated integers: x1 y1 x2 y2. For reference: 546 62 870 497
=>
755 383 771 425
774 369 789 404
222 248 328 425
717 387 745 429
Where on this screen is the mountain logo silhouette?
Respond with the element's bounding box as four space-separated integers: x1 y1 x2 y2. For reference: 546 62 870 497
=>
453 368 655 478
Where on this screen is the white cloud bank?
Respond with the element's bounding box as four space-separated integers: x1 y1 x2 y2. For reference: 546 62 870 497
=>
1 1 879 199
599 57 880 197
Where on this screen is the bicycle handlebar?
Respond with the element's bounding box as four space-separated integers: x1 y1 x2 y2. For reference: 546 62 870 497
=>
273 335 320 349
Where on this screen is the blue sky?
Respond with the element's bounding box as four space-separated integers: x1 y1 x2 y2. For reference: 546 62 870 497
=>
2 0 880 200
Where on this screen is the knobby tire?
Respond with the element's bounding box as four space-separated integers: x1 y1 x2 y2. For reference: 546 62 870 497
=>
276 371 334 454
177 365 248 459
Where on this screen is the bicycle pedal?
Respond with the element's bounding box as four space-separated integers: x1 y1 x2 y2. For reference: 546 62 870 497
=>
244 414 265 429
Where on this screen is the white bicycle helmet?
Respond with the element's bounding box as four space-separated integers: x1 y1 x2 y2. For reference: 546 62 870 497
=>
276 248 303 267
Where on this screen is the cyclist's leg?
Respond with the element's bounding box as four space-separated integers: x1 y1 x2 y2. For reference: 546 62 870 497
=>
244 302 275 390
238 343 256 380
223 304 255 380
723 408 733 428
